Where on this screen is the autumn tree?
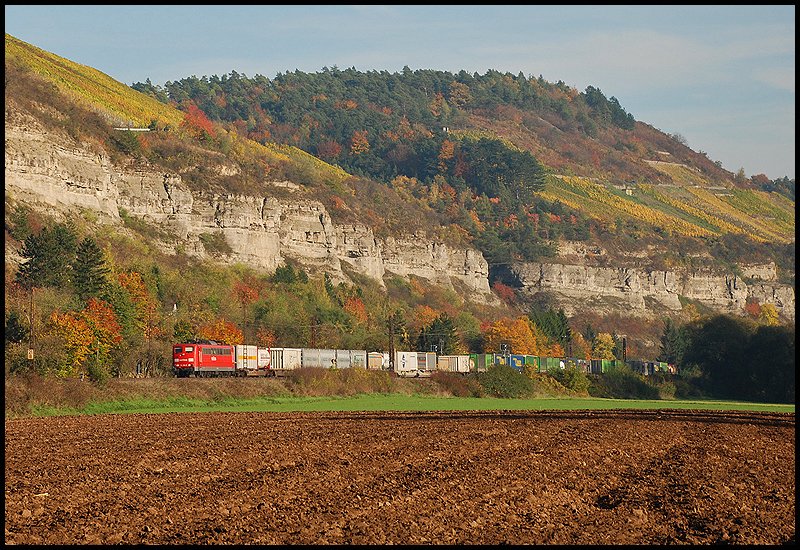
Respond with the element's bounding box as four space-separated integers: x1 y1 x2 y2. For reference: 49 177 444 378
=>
197 317 243 345
118 271 164 346
592 332 616 360
744 299 762 319
49 298 123 381
447 80 471 109
317 139 343 160
343 296 368 325
181 102 215 140
569 332 592 360
350 130 370 155
256 326 277 348
758 303 779 326
483 316 538 355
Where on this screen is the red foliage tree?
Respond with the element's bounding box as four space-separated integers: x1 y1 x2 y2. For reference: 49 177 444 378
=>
317 140 343 160
180 102 215 140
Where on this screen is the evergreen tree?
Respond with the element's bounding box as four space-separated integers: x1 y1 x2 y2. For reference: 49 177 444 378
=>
16 223 78 289
73 237 110 302
5 311 28 344
417 313 458 354
657 317 688 365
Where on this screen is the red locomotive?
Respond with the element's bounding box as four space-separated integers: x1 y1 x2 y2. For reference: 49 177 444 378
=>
173 342 235 377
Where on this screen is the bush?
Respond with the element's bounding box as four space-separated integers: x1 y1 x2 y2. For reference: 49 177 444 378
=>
547 363 590 395
588 363 658 399
477 364 534 398
430 371 484 397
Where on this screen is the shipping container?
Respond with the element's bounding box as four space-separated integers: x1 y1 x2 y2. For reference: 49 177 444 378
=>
235 345 259 372
592 359 622 373
257 347 272 370
437 355 470 373
268 347 302 374
417 352 437 375
349 350 367 369
394 351 419 377
627 359 646 375
368 351 389 370
524 355 540 373
469 353 493 373
509 354 526 372
540 356 562 372
570 358 591 374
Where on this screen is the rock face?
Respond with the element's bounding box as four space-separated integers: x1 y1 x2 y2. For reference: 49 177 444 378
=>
511 261 794 320
4 112 497 303
5 111 793 320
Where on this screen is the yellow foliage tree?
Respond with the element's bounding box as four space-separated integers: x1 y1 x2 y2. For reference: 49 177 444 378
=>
570 332 592 360
483 317 538 355
447 81 471 109
592 333 616 360
759 303 780 326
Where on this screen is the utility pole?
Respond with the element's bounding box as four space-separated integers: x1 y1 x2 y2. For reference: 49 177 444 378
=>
27 286 35 364
388 317 395 372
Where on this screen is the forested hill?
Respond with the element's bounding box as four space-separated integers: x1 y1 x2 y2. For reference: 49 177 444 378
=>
132 68 718 186
133 68 795 273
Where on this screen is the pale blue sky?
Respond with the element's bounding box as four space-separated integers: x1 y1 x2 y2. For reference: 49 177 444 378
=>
5 5 795 180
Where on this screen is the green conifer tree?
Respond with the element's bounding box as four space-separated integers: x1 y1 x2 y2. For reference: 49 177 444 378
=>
73 237 110 302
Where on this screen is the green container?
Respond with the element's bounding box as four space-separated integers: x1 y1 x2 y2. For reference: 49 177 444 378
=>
524 355 540 372
542 356 561 372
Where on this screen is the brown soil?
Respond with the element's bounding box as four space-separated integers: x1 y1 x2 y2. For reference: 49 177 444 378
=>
4 409 795 544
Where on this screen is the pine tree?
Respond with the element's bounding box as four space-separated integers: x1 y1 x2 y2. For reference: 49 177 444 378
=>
657 317 688 365
16 223 78 289
5 311 28 344
73 237 110 302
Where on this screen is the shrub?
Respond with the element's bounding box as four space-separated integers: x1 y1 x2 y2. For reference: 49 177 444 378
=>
477 364 534 398
198 232 233 256
430 371 484 397
547 363 591 395
588 363 658 399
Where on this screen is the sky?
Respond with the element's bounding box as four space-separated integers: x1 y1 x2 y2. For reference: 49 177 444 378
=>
5 5 795 180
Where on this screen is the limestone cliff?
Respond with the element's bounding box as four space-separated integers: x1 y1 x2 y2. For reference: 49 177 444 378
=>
511 244 794 320
4 110 497 304
5 110 793 320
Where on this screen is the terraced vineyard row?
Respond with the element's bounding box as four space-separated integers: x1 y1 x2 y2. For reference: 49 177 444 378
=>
541 172 794 243
5 34 183 128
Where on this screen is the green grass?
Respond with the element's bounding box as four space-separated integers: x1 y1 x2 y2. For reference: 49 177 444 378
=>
28 393 795 417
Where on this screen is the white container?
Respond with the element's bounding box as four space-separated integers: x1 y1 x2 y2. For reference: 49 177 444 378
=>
394 351 419 377
235 345 258 372
437 354 470 373
257 347 272 370
368 352 388 370
349 350 367 369
270 348 302 373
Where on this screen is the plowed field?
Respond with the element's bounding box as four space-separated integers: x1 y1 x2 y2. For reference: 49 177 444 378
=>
4 409 795 544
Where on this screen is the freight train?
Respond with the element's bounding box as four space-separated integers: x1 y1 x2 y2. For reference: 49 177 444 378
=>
172 342 675 378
